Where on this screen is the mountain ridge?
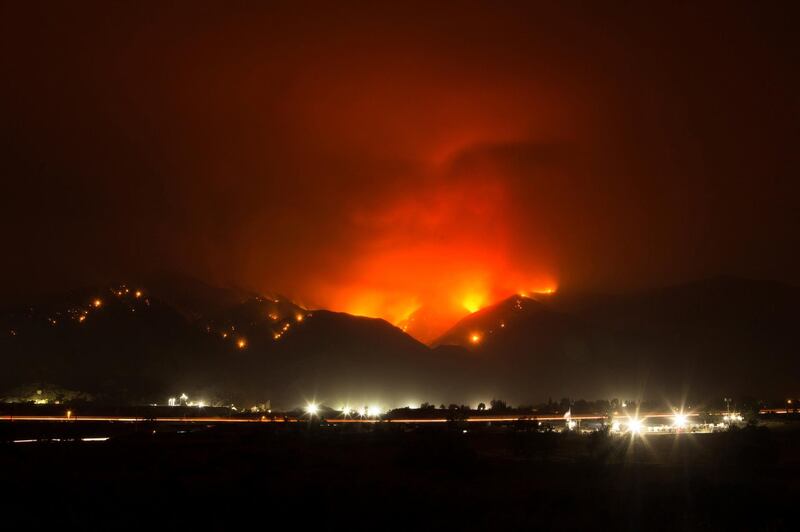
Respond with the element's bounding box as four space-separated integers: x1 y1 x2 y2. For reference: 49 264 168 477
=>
2 274 797 407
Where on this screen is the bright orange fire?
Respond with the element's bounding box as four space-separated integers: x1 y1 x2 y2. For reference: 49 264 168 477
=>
519 285 559 298
291 174 559 343
462 293 486 314
228 58 566 343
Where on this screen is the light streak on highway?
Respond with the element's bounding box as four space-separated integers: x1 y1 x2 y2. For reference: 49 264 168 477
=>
0 411 734 425
0 415 298 423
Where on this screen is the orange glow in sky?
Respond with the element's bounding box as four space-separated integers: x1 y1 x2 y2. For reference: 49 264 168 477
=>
7 2 798 351
218 42 565 341
298 175 558 342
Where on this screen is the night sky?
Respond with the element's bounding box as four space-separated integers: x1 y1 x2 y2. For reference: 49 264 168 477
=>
2 1 798 331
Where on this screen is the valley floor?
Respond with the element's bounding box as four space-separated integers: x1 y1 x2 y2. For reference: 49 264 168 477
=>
2 422 799 530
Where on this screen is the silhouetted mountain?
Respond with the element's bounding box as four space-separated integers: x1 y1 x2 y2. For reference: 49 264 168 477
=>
249 311 447 406
554 277 800 401
435 277 800 402
0 284 210 403
0 279 473 407
1 276 797 408
433 295 594 401
139 271 258 319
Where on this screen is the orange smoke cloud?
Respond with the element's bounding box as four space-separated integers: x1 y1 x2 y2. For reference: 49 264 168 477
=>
302 170 557 341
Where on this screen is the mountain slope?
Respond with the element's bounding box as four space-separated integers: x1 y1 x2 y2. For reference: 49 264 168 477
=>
1 276 797 407
433 278 800 402
0 278 469 407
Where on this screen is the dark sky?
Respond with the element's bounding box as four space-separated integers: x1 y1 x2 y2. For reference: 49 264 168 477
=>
2 1 798 329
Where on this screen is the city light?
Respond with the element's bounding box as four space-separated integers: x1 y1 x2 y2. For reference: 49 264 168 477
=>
237 338 247 349
673 413 688 429
469 332 482 344
295 313 304 322
305 402 319 416
92 299 102 308
367 405 382 417
135 290 142 298
627 417 643 434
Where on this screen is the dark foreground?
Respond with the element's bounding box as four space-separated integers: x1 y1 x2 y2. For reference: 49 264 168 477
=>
2 422 798 530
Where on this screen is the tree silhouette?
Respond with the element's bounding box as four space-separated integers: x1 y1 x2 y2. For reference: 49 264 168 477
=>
490 399 508 411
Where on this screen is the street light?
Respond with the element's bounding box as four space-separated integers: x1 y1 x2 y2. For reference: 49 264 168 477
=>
627 417 643 434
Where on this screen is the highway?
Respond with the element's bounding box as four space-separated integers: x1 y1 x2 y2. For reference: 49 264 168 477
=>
0 412 712 424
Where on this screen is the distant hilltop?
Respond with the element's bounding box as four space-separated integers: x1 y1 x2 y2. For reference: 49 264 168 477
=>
1 273 797 409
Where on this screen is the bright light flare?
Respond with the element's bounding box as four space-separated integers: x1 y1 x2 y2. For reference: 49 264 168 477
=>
627 417 644 434
366 405 382 417
673 413 688 429
305 402 319 416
